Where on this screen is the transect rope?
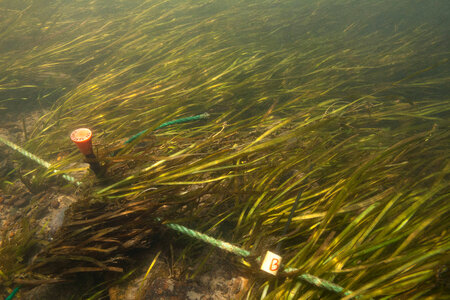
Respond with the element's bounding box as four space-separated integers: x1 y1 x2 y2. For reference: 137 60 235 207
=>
164 222 354 297
0 135 79 185
124 112 210 144
0 114 355 298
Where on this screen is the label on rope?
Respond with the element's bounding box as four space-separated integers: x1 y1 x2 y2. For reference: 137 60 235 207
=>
260 251 282 275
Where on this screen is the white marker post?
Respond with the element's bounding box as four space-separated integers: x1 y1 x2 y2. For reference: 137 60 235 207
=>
260 251 282 275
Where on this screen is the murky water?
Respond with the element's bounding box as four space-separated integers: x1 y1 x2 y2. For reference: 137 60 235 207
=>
0 0 449 298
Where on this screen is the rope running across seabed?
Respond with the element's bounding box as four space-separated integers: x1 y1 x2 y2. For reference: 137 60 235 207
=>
0 114 358 299
0 135 79 185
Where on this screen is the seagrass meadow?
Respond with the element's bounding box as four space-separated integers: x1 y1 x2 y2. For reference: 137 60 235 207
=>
0 0 449 298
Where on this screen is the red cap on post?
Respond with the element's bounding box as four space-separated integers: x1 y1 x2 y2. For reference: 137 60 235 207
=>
71 128 93 155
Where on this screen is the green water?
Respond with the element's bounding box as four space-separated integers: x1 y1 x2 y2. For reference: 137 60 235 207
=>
1 0 448 118
0 0 449 298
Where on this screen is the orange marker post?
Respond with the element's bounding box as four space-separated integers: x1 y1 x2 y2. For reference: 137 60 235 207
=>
70 128 104 176
71 128 94 155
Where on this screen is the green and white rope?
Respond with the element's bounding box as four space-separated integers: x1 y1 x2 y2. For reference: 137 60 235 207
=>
286 267 352 296
156 112 210 130
164 222 251 257
164 221 354 297
125 112 210 144
0 135 80 185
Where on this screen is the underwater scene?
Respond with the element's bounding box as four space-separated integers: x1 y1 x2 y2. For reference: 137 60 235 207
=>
0 0 449 298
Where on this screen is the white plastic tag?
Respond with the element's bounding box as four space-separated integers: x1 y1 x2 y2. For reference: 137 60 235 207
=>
260 251 282 275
